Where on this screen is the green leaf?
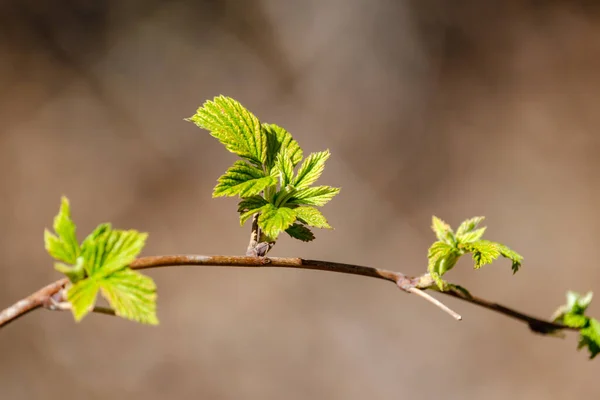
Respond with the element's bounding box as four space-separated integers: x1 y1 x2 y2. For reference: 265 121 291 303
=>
456 216 485 237
80 228 148 277
237 196 269 225
274 152 295 187
462 240 500 269
258 204 297 239
495 243 524 274
578 318 600 359
237 196 269 213
213 161 276 197
285 224 315 242
239 203 271 226
188 96 266 166
427 241 460 287
294 150 330 189
45 197 80 265
431 216 455 245
287 186 340 207
66 277 100 322
263 123 303 171
99 268 158 325
294 206 331 229
457 227 487 244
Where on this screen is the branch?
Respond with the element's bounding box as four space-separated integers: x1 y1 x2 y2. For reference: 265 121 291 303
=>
0 255 575 334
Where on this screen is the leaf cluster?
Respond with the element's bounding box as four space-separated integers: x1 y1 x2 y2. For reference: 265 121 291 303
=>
187 96 340 242
552 291 600 359
45 197 157 324
427 216 523 290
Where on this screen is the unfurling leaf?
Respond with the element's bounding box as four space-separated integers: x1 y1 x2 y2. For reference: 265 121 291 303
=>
552 291 599 359
431 216 455 244
456 216 485 237
44 197 80 265
187 96 266 167
213 161 275 198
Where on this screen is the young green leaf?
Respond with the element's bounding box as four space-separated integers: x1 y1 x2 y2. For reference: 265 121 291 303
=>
258 204 297 239
457 227 487 244
456 216 485 237
44 197 80 265
294 206 331 229
462 240 501 269
287 186 340 207
431 216 455 244
274 152 295 187
213 161 276 198
285 223 315 242
237 196 269 213
188 96 266 167
239 203 271 226
99 268 158 325
263 123 303 171
427 241 460 290
66 278 101 321
294 150 330 189
80 228 148 277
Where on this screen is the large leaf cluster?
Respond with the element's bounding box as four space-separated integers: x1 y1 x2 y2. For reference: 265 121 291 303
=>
188 96 340 241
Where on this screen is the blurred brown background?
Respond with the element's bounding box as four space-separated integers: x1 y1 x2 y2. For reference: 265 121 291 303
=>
1 0 599 399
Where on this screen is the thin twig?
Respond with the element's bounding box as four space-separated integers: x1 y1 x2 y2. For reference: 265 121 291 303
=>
406 287 462 320
0 255 576 334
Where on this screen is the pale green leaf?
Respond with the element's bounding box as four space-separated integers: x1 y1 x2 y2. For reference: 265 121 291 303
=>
462 240 500 269
287 186 340 207
431 216 454 244
274 152 295 187
428 241 460 278
294 206 331 229
258 204 297 239
213 161 276 197
294 150 330 189
45 196 80 265
66 278 100 322
188 96 266 166
457 227 487 243
285 224 315 242
99 268 158 325
80 228 148 277
456 216 485 237
263 123 303 171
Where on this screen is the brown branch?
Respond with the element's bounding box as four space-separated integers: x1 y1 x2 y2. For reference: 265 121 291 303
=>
0 255 575 334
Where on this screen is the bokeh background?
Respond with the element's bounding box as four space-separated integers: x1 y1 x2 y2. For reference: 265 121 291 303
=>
1 1 599 399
